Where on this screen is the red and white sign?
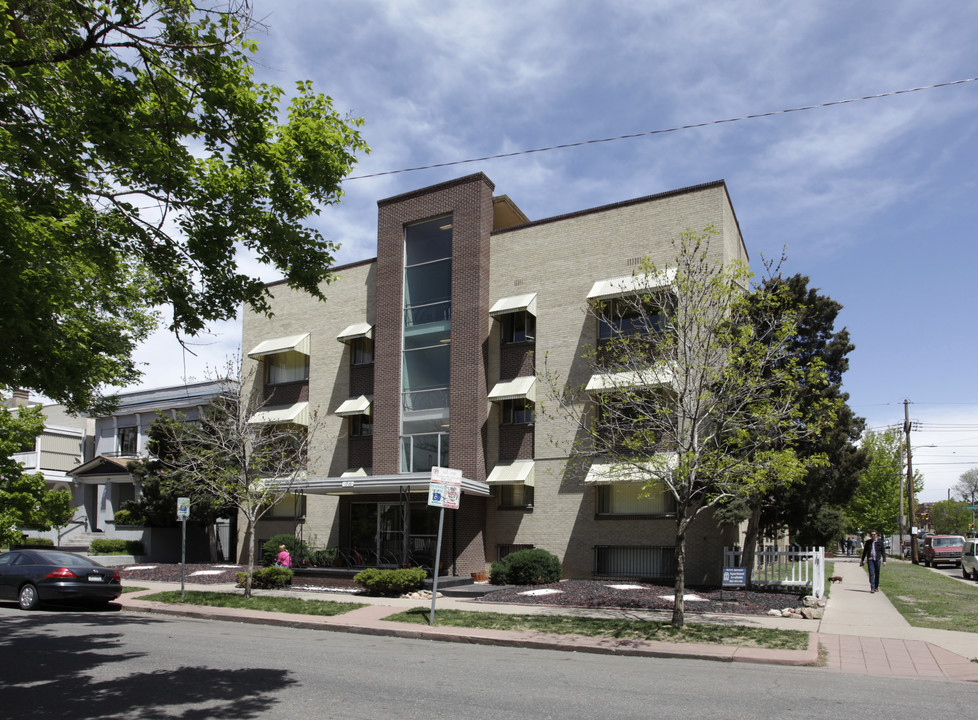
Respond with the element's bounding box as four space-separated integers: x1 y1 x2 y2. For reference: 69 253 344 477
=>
429 466 462 510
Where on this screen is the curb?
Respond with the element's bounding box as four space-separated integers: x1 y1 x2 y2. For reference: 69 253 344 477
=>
119 596 820 667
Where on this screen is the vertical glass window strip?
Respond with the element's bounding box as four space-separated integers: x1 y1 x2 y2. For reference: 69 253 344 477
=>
401 217 452 472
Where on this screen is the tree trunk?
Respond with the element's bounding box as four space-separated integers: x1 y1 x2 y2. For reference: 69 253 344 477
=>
741 503 763 588
242 521 254 599
671 522 687 628
207 523 219 562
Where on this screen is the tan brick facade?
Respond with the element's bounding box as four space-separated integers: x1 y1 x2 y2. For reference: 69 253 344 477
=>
243 174 747 582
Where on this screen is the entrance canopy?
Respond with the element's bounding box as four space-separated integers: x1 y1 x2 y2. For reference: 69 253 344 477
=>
290 471 491 497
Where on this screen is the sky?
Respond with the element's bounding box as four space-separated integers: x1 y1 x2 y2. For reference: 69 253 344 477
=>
126 0 978 503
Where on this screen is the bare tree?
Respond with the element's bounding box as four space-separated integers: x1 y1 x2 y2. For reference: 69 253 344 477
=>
953 468 978 505
543 227 831 627
158 359 320 597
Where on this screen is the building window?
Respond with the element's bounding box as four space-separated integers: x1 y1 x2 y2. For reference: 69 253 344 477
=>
501 398 534 425
266 350 309 385
401 216 452 472
401 432 448 473
598 298 667 340
501 311 535 344
352 337 374 365
350 414 373 437
596 483 675 515
498 484 534 508
267 494 307 518
117 426 137 456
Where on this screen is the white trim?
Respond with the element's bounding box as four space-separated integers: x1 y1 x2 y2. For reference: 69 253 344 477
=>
486 460 535 486
336 322 374 343
247 333 311 358
488 376 536 403
585 366 673 393
248 401 310 426
335 395 372 417
587 268 676 302
489 293 537 317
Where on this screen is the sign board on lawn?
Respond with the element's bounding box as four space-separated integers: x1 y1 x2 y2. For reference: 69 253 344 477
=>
722 567 747 588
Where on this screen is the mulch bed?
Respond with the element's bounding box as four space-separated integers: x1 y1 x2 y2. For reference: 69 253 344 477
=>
118 564 806 615
476 580 808 616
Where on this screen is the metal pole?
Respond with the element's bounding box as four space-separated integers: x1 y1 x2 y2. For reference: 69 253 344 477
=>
905 400 919 565
181 517 187 598
429 507 445 626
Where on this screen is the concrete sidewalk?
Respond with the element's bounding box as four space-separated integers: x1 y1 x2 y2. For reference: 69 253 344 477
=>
116 564 978 682
816 557 978 681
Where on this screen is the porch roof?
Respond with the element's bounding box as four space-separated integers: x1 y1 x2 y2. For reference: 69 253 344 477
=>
68 455 133 480
290 471 491 497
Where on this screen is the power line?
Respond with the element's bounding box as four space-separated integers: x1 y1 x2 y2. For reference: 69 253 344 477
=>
347 76 978 181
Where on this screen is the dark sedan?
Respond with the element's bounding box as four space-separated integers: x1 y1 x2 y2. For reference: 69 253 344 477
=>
0 549 122 610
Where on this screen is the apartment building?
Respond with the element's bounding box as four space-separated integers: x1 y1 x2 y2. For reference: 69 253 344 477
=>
243 172 748 583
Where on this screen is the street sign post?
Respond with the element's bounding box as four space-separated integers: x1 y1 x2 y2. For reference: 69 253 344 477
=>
427 467 462 625
177 497 190 598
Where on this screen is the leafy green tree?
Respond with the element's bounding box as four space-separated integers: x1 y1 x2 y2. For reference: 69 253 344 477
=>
154 362 319 597
952 468 978 505
846 428 921 536
544 227 829 627
122 415 233 559
929 499 971 535
0 405 73 545
748 275 868 548
0 1 369 413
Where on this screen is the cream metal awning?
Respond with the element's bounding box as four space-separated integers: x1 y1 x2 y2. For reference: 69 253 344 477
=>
340 467 369 478
247 333 311 358
587 268 676 302
289 471 491 497
584 457 677 484
486 460 535 486
335 395 372 417
488 376 536 403
585 366 673 393
489 293 537 317
248 401 310 426
336 322 374 343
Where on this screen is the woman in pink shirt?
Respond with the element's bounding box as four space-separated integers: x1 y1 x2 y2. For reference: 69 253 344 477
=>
275 544 292 568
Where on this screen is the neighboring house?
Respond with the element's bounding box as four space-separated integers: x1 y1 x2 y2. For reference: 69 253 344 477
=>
6 390 93 543
242 173 749 583
62 381 227 557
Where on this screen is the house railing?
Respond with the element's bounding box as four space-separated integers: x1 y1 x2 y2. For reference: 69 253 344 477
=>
723 545 825 598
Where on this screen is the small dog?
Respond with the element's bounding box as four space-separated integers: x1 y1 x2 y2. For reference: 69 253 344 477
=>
828 576 843 584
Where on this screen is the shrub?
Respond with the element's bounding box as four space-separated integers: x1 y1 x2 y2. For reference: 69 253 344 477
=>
491 548 562 586
113 509 145 526
309 548 339 567
354 567 427 596
236 566 293 589
489 560 509 585
89 538 144 555
261 534 308 567
22 537 54 547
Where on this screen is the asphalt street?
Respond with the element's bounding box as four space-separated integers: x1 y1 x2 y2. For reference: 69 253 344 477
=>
0 604 974 720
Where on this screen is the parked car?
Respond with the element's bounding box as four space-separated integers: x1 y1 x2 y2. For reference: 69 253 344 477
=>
921 535 966 568
962 538 978 581
0 549 122 610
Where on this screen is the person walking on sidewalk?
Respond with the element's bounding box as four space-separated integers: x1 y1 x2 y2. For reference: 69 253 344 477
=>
860 530 886 592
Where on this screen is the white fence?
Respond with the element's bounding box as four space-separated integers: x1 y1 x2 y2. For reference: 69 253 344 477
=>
723 546 825 598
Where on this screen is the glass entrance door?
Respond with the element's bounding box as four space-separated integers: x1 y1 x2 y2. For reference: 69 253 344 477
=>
349 501 442 566
350 502 403 565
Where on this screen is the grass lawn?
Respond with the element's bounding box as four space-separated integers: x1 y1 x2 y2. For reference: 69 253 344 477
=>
383 607 811 650
131 589 809 650
881 560 978 633
138 590 366 617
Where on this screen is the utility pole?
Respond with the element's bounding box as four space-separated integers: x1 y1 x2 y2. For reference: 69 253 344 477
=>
905 400 919 564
